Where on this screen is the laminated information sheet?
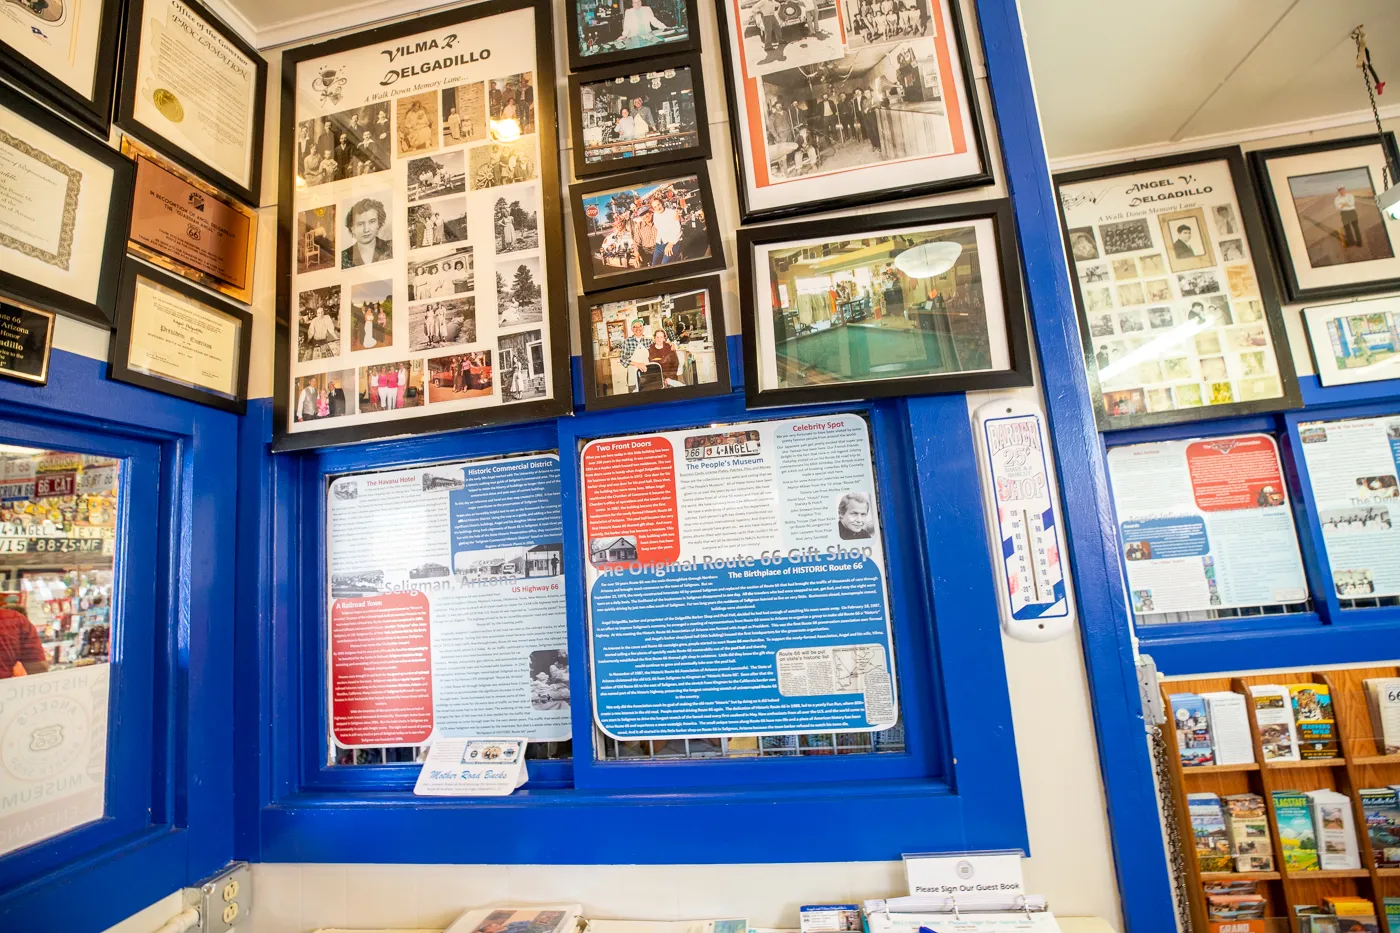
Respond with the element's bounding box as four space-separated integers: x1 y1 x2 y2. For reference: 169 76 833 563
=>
580 414 898 740
1106 433 1308 615
1297 414 1400 599
325 453 569 749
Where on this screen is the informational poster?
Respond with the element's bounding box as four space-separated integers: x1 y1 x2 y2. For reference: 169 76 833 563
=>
580 414 898 740
0 664 108 858
1106 433 1309 615
1298 414 1400 599
325 453 568 750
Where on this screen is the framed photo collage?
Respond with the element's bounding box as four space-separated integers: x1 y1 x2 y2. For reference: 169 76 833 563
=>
0 0 264 410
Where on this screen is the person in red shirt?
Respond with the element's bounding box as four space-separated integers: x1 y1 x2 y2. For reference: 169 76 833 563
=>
0 608 49 677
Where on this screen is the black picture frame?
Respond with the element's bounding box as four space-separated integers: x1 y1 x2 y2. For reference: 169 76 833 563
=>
0 301 56 386
567 53 711 179
737 199 1033 409
109 258 252 414
565 0 701 72
0 91 134 328
1249 132 1400 304
1053 146 1302 431
115 0 267 206
569 160 725 293
713 0 992 225
0 0 122 138
578 274 731 410
274 0 573 452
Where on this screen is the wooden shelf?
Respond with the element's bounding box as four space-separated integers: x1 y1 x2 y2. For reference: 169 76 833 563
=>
1375 866 1400 877
1262 757 1345 769
1201 871 1281 881
1348 753 1400 766
1284 868 1371 879
1182 761 1261 774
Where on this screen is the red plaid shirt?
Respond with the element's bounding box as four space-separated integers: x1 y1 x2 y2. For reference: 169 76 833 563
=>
0 608 47 677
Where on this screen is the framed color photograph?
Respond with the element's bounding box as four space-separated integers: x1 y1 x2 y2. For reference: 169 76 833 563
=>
0 91 135 327
1302 294 1400 387
568 55 710 178
0 0 121 137
579 274 730 410
566 0 700 71
738 200 1032 408
1251 133 1400 303
277 0 571 450
110 259 252 413
1055 147 1301 430
117 0 267 205
569 161 724 292
714 0 990 223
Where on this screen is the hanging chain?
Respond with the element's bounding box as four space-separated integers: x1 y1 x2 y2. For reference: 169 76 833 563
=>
1149 724 1195 933
1353 25 1394 190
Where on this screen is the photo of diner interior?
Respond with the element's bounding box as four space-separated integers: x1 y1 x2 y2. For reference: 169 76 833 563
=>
575 0 690 60
578 66 700 166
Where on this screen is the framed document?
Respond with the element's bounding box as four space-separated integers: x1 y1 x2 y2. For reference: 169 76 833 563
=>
578 274 730 410
1302 294 1400 387
276 0 571 450
565 0 700 72
124 138 257 303
0 0 121 137
714 0 990 223
109 259 251 412
738 200 1032 408
117 0 267 205
1250 133 1400 303
568 161 724 292
1054 147 1302 430
0 91 134 327
567 55 711 179
0 301 56 385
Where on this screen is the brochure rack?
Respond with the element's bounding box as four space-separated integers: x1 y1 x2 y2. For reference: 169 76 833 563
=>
1160 664 1400 933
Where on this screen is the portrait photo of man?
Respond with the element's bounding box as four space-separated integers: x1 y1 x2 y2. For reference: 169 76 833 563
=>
1159 208 1215 273
837 491 874 539
341 197 393 268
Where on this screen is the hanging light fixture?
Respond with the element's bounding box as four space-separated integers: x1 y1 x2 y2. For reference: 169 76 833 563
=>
893 240 962 279
1353 27 1400 219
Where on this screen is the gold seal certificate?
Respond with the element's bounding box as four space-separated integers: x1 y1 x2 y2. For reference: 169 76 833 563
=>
126 274 242 397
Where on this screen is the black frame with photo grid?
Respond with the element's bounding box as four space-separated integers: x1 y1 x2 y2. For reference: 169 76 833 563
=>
567 53 712 178
713 0 993 224
737 199 1034 409
1053 146 1303 432
564 0 701 71
115 0 268 207
577 274 731 411
568 160 725 292
1249 132 1400 304
273 0 572 451
0 0 122 137
109 258 252 414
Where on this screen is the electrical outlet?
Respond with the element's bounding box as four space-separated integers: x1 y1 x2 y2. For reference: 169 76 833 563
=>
185 862 252 933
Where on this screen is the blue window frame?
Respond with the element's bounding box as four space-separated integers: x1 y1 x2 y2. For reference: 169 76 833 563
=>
244 387 1028 864
0 349 237 933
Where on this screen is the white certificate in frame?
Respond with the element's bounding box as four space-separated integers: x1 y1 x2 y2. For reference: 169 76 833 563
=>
0 0 121 135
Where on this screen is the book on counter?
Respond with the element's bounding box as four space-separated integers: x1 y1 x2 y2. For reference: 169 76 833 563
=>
1223 794 1274 871
447 907 583 933
1308 790 1362 870
1366 678 1400 755
1250 685 1301 761
1189 792 1233 872
1171 692 1215 767
1360 786 1400 868
1203 692 1255 766
1384 897 1399 933
1274 790 1319 872
1291 683 1339 759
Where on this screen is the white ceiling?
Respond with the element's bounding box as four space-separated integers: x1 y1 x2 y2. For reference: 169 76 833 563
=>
1022 0 1400 162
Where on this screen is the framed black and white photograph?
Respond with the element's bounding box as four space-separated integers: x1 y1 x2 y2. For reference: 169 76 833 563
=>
566 0 700 71
117 0 267 205
1251 133 1400 303
737 200 1032 408
0 0 122 136
0 91 134 327
568 55 710 178
579 274 730 410
109 259 252 413
1055 147 1301 430
569 161 724 292
1302 294 1400 387
714 0 990 223
276 0 571 450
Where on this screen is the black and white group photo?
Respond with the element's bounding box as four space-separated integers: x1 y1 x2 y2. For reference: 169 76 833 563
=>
408 152 466 202
408 247 475 301
297 285 342 361
494 190 539 253
496 258 544 327
296 103 392 186
489 72 537 137
470 139 538 190
409 297 476 351
840 0 931 47
408 198 469 250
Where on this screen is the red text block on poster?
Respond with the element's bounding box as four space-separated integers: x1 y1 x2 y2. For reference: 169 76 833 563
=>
331 591 433 747
1186 435 1286 512
581 435 680 568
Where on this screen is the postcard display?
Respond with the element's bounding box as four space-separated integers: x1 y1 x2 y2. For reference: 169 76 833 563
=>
1298 415 1400 600
1058 157 1297 424
1106 434 1309 617
325 453 569 751
283 2 566 444
581 414 899 739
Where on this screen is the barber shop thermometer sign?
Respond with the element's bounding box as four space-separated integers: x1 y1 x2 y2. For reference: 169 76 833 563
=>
975 402 1074 639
